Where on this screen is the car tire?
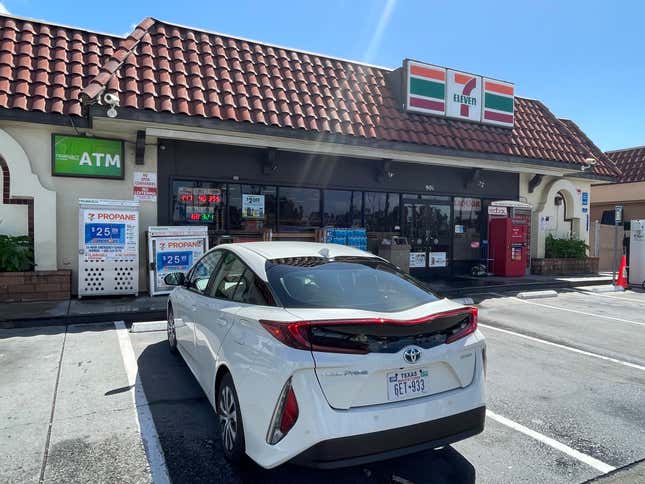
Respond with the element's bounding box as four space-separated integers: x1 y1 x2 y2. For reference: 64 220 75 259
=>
218 373 245 465
167 307 178 355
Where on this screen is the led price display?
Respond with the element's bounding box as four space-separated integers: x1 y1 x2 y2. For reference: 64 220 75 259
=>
189 213 214 222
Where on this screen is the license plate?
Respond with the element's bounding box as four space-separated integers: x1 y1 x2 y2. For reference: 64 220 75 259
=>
387 368 429 401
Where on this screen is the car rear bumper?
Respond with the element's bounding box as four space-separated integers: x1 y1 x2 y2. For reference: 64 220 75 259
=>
291 405 485 469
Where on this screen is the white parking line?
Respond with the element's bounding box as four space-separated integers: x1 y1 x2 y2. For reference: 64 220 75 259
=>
573 290 645 304
489 292 645 328
486 410 616 474
115 321 170 484
479 323 645 371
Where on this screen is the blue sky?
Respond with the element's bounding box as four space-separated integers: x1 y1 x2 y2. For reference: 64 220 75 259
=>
2 0 644 151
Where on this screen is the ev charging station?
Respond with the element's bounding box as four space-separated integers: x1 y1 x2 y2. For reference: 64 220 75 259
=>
147 226 209 296
78 198 140 297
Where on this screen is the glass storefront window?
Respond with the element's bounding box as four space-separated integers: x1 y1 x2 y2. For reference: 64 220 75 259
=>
228 184 276 233
453 197 482 260
278 187 321 229
323 190 362 227
172 180 226 230
364 192 400 232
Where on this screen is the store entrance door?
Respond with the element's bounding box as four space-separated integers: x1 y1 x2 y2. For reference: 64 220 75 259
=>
403 195 451 277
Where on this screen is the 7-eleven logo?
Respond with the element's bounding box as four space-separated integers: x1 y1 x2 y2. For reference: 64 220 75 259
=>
447 70 482 121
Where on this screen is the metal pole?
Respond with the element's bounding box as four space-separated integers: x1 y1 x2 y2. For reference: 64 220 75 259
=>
612 205 623 283
593 220 600 257
613 221 618 283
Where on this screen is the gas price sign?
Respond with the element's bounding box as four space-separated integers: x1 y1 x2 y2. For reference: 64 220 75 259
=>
177 187 223 225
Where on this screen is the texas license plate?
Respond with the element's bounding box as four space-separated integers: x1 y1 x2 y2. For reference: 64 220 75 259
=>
387 368 429 401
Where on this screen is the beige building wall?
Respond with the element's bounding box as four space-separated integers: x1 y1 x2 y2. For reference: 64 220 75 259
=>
591 181 645 224
0 120 158 293
519 174 592 258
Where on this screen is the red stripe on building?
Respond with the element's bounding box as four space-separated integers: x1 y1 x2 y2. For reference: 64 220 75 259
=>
409 64 445 81
484 81 514 96
484 110 514 123
410 97 445 112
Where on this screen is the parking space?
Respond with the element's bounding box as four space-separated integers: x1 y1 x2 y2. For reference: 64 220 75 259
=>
1 288 644 483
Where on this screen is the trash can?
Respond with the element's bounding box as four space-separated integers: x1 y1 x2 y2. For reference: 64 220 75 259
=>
379 236 411 273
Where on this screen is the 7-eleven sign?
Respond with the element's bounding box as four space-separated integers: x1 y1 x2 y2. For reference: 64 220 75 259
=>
446 69 482 122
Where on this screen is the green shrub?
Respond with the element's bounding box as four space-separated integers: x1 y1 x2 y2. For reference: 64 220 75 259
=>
545 235 588 259
0 235 34 272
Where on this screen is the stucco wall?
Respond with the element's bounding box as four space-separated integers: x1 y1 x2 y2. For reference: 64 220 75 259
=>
591 181 645 225
0 120 158 293
0 174 28 235
519 173 592 258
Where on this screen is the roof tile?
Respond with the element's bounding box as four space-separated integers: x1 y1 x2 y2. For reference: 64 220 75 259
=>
0 14 616 177
604 146 645 183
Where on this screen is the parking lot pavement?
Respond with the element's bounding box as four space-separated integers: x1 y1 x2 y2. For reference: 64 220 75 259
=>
2 288 644 483
476 289 645 366
0 323 151 484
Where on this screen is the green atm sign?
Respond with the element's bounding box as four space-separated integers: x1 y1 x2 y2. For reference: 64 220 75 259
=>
52 135 124 179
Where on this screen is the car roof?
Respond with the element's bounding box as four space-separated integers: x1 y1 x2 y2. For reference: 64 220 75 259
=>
234 241 375 260
213 242 380 281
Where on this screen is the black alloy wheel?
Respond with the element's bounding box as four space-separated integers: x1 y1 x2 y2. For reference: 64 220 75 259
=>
167 307 178 354
218 373 245 464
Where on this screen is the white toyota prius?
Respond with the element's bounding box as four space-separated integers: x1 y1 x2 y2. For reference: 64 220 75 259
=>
164 242 486 469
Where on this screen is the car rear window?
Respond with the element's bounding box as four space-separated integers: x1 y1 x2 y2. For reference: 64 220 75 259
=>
265 256 439 311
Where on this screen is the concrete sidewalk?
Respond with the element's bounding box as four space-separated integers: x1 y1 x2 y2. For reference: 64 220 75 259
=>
0 295 167 328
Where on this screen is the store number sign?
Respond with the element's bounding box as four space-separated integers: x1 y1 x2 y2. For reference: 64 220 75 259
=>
52 134 124 179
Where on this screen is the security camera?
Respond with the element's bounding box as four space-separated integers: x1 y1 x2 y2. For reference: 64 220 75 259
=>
580 157 597 171
103 92 120 106
103 92 120 118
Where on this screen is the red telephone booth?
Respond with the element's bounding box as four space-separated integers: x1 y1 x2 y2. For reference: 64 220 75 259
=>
488 202 532 277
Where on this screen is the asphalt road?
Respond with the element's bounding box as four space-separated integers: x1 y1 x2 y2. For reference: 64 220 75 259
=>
1 287 644 483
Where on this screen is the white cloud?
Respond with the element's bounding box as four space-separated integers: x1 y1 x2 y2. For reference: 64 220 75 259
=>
0 2 10 14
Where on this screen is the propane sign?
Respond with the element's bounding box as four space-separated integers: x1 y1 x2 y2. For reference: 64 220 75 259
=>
148 226 209 295
78 199 139 297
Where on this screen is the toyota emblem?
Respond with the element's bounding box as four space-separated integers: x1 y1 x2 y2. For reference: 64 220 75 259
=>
403 347 422 364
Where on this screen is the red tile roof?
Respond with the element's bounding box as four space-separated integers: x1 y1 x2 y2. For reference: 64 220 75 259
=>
0 14 617 178
558 119 620 178
604 146 645 183
0 15 120 116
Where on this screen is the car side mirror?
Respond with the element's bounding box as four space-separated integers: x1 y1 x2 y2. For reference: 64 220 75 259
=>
164 272 186 286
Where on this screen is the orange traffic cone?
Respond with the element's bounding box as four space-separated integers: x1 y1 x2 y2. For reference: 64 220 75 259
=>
616 255 629 289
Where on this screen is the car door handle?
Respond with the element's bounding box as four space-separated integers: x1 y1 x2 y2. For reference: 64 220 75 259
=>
215 318 228 327
191 306 198 312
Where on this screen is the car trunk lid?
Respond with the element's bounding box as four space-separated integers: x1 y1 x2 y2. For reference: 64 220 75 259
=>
284 299 478 409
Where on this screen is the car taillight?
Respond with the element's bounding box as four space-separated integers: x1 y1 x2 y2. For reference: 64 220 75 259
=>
267 379 299 445
260 308 478 354
445 307 478 344
259 320 369 354
258 320 311 351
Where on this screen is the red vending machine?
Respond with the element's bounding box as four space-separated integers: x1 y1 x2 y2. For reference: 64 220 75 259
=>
488 203 532 277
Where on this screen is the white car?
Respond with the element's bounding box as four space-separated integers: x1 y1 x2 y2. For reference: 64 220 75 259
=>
164 242 486 469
